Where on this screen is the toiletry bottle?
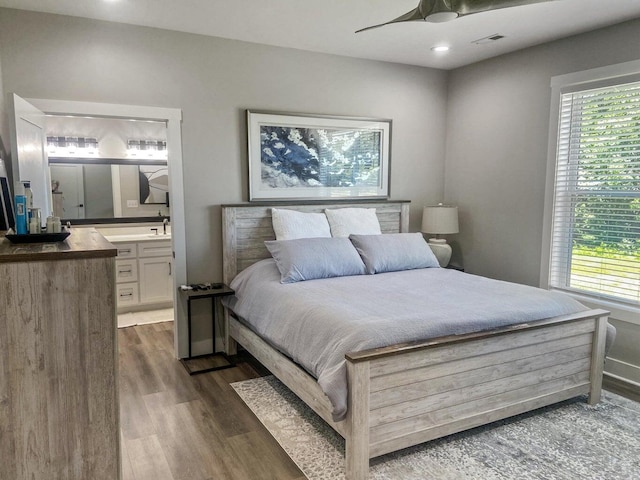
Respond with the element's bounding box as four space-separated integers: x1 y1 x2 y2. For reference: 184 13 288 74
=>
23 180 33 221
29 208 42 234
14 182 28 234
23 181 33 208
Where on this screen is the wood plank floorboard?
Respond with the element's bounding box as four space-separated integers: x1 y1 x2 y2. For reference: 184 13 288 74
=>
119 321 305 480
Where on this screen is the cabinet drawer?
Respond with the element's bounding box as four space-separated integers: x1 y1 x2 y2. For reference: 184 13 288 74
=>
138 241 172 258
115 243 137 258
116 259 138 283
116 283 139 307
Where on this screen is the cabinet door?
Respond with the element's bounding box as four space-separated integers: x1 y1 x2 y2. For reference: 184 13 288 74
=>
138 256 172 304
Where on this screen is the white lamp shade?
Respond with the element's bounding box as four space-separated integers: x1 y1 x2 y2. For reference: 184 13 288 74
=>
421 205 459 234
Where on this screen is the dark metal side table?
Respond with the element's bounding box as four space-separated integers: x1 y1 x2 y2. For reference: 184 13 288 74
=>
179 283 236 375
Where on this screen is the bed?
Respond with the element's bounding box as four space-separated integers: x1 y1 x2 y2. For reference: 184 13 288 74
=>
221 201 609 480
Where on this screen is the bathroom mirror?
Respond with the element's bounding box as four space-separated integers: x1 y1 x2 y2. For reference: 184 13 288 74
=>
45 115 169 223
49 157 170 222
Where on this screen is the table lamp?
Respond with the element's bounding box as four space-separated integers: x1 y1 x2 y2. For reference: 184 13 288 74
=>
421 204 459 267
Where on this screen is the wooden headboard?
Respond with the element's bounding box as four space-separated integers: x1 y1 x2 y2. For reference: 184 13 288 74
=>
221 201 410 284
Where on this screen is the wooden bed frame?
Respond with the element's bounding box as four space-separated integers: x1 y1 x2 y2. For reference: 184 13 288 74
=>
221 201 609 480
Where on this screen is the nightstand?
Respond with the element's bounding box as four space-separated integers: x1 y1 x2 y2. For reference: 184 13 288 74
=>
179 283 235 375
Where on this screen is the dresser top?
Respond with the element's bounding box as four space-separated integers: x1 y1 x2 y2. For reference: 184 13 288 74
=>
0 228 116 263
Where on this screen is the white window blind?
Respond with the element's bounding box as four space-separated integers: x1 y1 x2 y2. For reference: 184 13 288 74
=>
550 81 640 306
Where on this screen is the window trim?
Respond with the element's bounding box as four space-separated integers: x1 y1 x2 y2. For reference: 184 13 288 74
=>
541 59 640 322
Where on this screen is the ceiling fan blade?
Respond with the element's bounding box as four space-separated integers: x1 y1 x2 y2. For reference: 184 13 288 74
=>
355 0 557 33
355 6 425 33
453 0 557 17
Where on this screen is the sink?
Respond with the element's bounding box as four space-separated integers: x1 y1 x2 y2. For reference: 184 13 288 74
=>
146 234 171 239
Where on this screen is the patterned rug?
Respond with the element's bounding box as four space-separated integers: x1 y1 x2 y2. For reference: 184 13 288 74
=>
231 376 640 480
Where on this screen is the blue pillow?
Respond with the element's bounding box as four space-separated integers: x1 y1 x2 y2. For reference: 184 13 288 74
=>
265 237 366 284
350 233 440 274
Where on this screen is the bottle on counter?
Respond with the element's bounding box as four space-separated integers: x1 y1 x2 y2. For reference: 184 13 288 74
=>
23 180 33 222
29 208 42 234
14 182 28 234
46 215 62 233
23 180 33 208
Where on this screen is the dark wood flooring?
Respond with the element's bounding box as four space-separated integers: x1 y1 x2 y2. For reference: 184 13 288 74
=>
118 321 305 480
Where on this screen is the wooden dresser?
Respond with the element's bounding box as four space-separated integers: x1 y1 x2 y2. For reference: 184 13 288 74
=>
0 229 120 479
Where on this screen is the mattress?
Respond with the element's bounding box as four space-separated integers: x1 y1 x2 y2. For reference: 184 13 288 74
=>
223 259 590 421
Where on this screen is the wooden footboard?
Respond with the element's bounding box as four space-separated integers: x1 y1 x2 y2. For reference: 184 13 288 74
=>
227 308 608 480
343 309 609 480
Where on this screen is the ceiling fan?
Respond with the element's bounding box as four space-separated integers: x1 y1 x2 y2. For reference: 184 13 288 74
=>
356 0 556 33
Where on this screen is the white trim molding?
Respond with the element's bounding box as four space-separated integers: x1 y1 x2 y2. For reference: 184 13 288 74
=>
27 98 188 359
541 60 640 325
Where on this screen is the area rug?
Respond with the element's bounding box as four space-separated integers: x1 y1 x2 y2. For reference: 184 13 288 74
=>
231 376 640 480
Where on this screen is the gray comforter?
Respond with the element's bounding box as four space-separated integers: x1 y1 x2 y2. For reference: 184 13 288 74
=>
223 259 589 421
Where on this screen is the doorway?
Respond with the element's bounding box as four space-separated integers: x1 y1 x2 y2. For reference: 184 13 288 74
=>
26 97 187 359
49 164 85 219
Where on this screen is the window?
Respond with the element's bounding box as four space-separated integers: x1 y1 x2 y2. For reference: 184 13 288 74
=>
548 80 640 306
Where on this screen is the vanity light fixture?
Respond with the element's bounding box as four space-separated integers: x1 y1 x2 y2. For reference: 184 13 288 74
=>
47 136 98 157
127 139 167 159
431 45 450 53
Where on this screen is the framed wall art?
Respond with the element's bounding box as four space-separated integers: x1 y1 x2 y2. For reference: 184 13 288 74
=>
247 110 391 201
139 164 169 204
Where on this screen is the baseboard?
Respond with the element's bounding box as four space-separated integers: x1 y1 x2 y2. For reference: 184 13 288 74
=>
604 356 640 385
603 372 640 403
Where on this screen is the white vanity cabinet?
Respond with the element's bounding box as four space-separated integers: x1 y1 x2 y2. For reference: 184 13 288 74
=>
138 242 173 305
112 238 172 311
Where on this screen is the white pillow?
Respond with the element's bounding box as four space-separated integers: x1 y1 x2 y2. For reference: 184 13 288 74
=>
271 208 331 240
325 208 382 237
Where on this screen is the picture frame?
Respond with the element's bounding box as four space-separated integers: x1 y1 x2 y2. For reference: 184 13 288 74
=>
139 164 169 205
247 110 391 201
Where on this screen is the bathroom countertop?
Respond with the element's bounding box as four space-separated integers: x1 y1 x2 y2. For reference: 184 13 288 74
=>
0 228 117 263
95 224 172 243
103 233 172 243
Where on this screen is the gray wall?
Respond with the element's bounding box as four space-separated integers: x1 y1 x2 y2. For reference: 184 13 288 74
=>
445 19 640 382
0 8 447 352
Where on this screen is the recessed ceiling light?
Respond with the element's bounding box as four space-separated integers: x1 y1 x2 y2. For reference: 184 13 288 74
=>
431 45 450 53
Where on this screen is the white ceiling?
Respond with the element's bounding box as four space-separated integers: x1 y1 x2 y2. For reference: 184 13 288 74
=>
2 0 640 70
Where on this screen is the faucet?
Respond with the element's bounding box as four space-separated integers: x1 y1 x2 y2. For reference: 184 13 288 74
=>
163 218 168 235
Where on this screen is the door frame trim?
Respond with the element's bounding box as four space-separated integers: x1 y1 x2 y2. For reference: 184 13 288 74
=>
28 97 188 358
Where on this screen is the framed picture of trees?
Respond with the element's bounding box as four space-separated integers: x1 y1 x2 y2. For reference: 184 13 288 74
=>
247 110 391 201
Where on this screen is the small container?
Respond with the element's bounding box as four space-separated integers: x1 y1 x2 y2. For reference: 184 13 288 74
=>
29 208 42 234
29 218 41 234
46 215 55 232
53 217 62 233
